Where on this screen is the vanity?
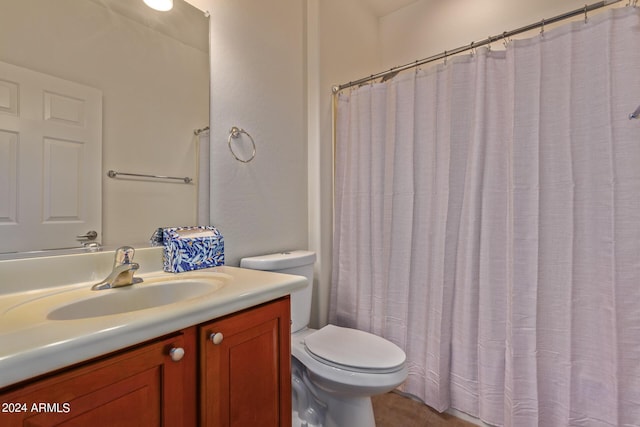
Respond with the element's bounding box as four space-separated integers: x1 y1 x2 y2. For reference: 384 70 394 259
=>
0 247 306 426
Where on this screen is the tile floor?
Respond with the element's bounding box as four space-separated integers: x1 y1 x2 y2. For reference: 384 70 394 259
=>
372 392 477 427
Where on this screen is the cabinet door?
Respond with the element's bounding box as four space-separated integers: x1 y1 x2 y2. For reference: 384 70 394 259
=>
0 330 195 427
200 297 292 427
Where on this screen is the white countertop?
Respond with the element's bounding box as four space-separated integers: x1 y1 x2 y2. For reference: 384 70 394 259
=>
0 265 306 389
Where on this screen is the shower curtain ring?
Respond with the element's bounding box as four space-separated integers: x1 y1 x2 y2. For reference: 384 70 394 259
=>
584 4 588 23
540 19 545 36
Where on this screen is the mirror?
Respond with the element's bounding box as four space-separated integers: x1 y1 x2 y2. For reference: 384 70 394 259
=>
0 0 209 257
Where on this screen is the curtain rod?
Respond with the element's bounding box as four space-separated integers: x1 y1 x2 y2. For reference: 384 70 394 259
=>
332 0 624 94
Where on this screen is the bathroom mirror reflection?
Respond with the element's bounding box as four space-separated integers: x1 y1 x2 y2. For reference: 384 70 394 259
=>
0 0 209 256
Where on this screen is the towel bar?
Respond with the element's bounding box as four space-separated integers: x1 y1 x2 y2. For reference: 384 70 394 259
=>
107 170 192 184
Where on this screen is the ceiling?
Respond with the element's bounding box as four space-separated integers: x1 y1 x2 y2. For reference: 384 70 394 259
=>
361 0 419 17
91 0 208 51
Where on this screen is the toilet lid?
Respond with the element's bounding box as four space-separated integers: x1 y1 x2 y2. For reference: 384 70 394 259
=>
303 325 406 372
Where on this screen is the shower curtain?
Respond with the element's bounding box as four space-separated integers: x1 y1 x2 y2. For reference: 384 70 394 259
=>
330 7 640 426
196 129 210 225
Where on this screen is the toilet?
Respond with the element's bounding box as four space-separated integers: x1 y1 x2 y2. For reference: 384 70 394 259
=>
240 251 408 427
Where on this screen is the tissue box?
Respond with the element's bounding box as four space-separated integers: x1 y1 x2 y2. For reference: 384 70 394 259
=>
163 226 224 273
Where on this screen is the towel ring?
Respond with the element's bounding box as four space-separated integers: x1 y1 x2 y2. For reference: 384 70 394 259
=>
228 126 256 163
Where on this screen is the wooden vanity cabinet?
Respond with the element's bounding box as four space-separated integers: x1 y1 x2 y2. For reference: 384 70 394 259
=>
0 329 197 427
0 296 291 427
199 296 292 427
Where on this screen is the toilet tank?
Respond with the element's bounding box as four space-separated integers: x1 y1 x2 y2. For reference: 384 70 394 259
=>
240 251 316 333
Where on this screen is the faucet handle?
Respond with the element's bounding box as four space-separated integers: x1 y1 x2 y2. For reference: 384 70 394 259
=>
114 246 135 267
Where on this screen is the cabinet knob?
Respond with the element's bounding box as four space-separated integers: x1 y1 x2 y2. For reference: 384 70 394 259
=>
210 332 224 345
169 347 185 362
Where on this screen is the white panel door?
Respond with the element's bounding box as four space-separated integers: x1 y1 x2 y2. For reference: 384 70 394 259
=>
0 61 102 253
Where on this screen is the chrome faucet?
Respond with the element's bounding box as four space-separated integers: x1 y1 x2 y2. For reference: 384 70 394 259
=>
92 246 143 290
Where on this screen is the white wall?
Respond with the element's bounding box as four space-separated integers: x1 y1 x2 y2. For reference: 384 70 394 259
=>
199 0 379 327
208 0 308 266
379 0 624 69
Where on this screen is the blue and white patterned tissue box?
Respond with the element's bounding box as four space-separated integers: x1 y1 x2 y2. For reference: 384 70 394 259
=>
162 226 224 273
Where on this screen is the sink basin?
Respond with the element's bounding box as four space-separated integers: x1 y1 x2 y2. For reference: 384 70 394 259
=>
47 275 226 320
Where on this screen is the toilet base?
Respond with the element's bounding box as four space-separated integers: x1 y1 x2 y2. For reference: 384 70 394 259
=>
318 392 375 427
292 358 376 427
292 387 376 427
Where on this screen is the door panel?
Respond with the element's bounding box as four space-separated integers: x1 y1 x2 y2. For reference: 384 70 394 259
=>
0 60 102 253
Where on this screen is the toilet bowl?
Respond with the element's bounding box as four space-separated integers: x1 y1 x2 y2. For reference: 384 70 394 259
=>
293 325 407 397
240 251 408 427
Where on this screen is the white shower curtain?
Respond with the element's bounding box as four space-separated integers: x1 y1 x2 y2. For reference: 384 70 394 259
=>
330 7 640 426
196 129 210 225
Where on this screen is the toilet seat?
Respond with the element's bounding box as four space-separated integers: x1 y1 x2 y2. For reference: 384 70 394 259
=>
291 327 409 399
303 325 406 374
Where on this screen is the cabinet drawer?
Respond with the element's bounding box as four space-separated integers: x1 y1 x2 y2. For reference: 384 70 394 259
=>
0 331 195 427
